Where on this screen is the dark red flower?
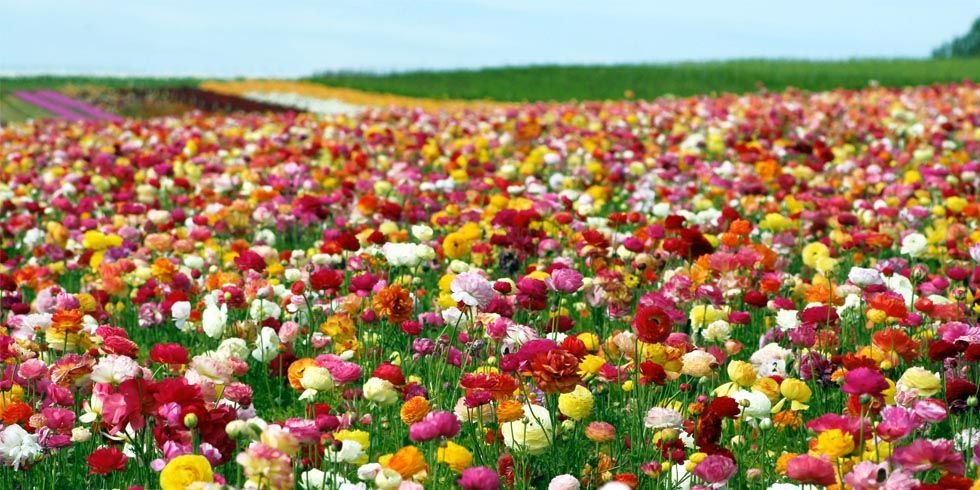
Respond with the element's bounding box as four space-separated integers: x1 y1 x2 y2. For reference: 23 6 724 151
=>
632 306 672 344
234 250 266 273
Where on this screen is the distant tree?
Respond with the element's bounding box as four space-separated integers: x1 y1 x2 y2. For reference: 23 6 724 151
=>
933 16 980 58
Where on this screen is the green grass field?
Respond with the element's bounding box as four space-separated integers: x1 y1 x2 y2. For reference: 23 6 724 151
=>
0 94 52 123
0 76 200 92
309 58 980 101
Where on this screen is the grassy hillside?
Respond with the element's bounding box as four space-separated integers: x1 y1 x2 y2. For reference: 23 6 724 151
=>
309 58 980 101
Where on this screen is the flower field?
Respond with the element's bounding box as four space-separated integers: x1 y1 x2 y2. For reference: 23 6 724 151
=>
0 81 979 490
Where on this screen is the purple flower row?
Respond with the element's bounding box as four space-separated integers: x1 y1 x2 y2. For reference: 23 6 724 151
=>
13 90 122 122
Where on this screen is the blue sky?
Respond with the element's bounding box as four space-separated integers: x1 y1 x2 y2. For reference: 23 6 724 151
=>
1 0 976 77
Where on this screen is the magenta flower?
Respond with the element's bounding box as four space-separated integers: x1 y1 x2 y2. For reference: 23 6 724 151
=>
458 466 500 490
408 411 461 441
841 367 889 397
550 268 583 293
890 439 964 475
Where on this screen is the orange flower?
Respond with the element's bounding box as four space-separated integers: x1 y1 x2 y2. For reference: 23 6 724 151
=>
205 271 242 290
287 358 317 391
400 396 431 424
372 285 413 324
151 257 177 283
729 219 752 236
773 410 803 430
384 446 428 479
51 309 84 334
495 399 525 423
1 402 33 425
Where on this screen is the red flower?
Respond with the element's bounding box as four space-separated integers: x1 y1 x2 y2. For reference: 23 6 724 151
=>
87 447 127 475
528 349 581 393
310 268 344 291
372 363 406 387
633 306 672 344
639 361 667 386
149 343 190 365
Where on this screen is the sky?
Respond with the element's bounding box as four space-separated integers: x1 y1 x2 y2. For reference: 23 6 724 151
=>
1 0 977 77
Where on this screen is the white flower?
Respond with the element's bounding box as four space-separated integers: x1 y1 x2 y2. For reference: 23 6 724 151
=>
732 389 772 420
501 404 553 455
900 233 927 258
171 301 192 332
750 343 791 377
644 407 683 429
380 242 424 267
216 338 248 360
362 377 399 406
702 319 732 342
300 468 367 490
410 224 433 241
202 295 229 338
0 424 43 470
325 439 366 464
91 354 142 384
251 327 281 362
969 243 980 263
885 273 914 306
549 475 581 490
441 307 467 327
357 463 382 481
249 299 281 322
848 267 883 287
775 309 799 331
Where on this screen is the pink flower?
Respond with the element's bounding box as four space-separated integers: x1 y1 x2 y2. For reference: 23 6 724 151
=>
786 454 837 486
693 454 737 484
17 359 48 380
458 466 500 490
841 367 889 397
451 272 495 309
876 406 915 441
844 461 919 490
911 398 947 425
550 268 583 294
316 354 363 384
891 439 964 475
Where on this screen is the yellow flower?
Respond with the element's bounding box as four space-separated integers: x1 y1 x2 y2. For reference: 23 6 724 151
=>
866 308 887 324
728 361 757 387
897 367 941 397
813 429 855 459
759 213 793 232
801 242 829 269
160 455 214 490
558 385 594 421
443 233 469 259
772 378 812 412
814 256 838 275
947 196 968 213
437 441 473 473
578 355 605 377
82 230 123 269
